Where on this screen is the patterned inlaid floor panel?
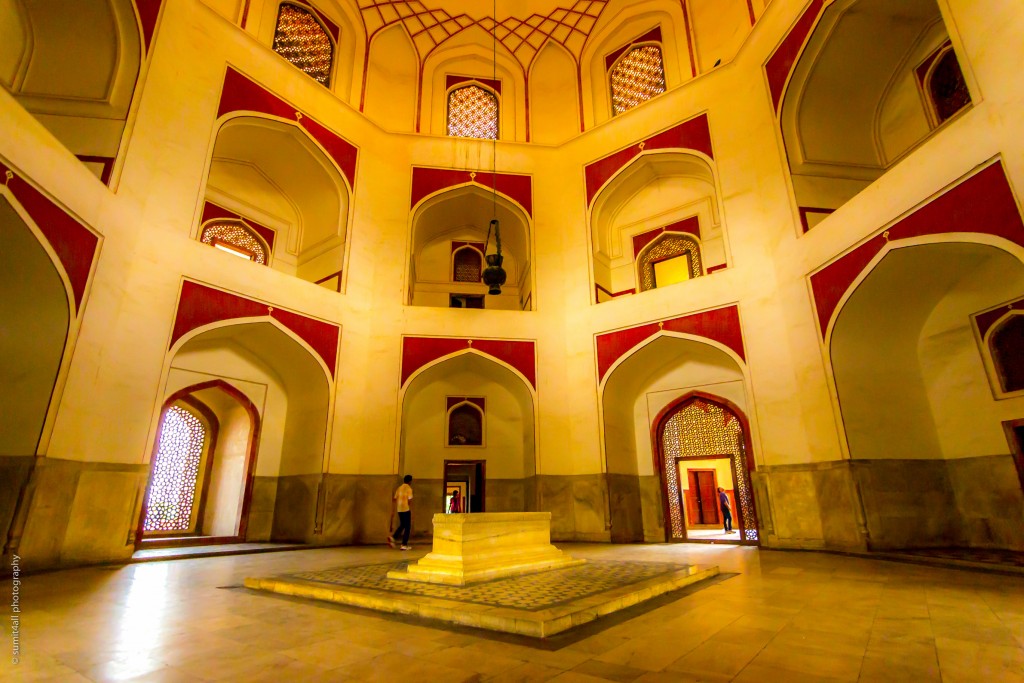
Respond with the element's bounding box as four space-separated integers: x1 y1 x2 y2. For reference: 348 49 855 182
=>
288 560 693 611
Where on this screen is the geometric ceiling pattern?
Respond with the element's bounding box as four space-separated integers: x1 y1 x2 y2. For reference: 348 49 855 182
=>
357 1 609 68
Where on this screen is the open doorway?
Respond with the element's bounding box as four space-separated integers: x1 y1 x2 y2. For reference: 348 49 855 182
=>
443 460 485 513
1005 419 1024 496
677 457 742 541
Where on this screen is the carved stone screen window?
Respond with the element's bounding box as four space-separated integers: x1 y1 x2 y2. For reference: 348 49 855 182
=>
143 405 207 534
992 315 1024 393
448 403 483 445
447 85 498 140
928 48 971 124
638 234 703 291
200 221 268 264
660 398 757 542
273 3 334 86
453 247 483 282
610 45 666 115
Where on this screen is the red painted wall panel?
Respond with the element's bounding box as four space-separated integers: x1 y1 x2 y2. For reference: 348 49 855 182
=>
810 162 1024 339
765 0 824 111
217 68 357 188
171 281 339 378
401 337 536 388
445 75 502 95
410 167 533 216
134 0 163 53
975 298 1024 339
631 217 701 258
597 305 745 381
1 163 99 311
585 114 714 205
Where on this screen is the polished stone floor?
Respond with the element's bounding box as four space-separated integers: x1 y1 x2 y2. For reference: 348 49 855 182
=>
3 543 1024 682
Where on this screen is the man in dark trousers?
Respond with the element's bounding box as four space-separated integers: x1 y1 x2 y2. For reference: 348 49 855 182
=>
388 475 414 550
718 486 734 534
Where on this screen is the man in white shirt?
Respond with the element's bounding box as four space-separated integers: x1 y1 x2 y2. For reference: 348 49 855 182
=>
388 474 414 550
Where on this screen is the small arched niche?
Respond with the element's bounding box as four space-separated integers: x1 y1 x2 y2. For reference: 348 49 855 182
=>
601 334 750 542
590 152 725 303
203 116 349 290
400 352 536 534
0 0 142 182
831 241 1024 551
990 314 1024 395
162 321 331 543
781 0 972 229
409 185 533 310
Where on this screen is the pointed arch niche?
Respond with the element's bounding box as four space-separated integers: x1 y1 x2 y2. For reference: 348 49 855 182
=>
829 241 1024 551
600 334 756 543
400 352 536 536
409 185 533 310
202 116 349 290
363 23 418 133
777 0 973 230
0 0 142 183
590 152 725 303
155 320 331 544
529 41 579 145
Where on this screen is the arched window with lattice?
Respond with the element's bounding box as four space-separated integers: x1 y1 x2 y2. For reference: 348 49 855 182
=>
447 85 499 140
637 233 703 292
200 220 269 264
610 45 666 116
448 402 483 446
924 46 971 125
273 2 334 86
143 404 210 535
452 246 483 283
991 314 1024 393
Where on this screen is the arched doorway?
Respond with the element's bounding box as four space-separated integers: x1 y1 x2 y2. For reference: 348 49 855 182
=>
137 380 262 548
653 394 759 544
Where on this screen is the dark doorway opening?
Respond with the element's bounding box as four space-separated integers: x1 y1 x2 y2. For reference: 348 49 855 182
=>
443 460 485 513
1004 419 1024 495
683 467 720 525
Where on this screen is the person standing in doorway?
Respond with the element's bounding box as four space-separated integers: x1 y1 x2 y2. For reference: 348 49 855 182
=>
388 475 414 550
448 488 462 514
718 486 734 534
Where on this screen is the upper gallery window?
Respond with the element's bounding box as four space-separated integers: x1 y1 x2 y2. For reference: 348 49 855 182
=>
610 45 666 115
200 220 268 264
447 85 499 140
452 246 483 283
273 3 334 86
448 402 483 445
991 315 1024 393
638 233 703 291
924 46 971 124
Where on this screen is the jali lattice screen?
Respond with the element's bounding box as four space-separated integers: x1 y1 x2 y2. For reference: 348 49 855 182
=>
447 85 499 140
200 221 268 264
143 405 207 534
610 45 666 115
273 4 333 86
660 398 757 541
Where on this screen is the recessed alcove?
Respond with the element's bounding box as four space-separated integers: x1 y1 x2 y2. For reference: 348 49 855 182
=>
409 185 533 310
202 116 349 291
780 0 973 230
0 0 141 183
590 152 726 303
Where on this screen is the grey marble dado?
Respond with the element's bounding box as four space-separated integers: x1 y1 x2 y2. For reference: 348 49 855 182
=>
318 474 394 545
536 474 610 542
245 476 277 542
14 457 147 571
270 473 320 543
0 455 35 563
946 454 1024 551
606 473 643 543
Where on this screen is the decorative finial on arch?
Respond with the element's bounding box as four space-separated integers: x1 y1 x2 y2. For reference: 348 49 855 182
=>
268 306 274 314
658 321 664 330
882 230 890 241
470 172 477 182
295 112 303 121
638 142 646 151
3 170 12 185
467 339 474 347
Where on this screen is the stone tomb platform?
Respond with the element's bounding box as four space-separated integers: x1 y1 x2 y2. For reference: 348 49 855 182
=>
245 559 719 637
388 512 585 585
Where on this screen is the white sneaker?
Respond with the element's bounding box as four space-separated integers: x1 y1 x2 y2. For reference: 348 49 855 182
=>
400 545 412 550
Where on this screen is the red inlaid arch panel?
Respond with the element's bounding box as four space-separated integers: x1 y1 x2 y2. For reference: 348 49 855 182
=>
216 68 358 188
410 167 533 216
975 297 1024 340
133 0 164 53
764 0 824 111
170 280 340 378
584 114 714 205
401 337 536 388
810 162 1024 340
1 162 100 312
596 305 745 381
632 217 700 258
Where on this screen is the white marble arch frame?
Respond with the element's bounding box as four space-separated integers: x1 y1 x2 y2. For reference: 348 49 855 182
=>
813 233 1024 461
149 312 336 479
584 147 727 303
405 182 535 308
594 329 761 479
393 347 540 477
193 108 356 292
976 308 1024 401
0 183 96 455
